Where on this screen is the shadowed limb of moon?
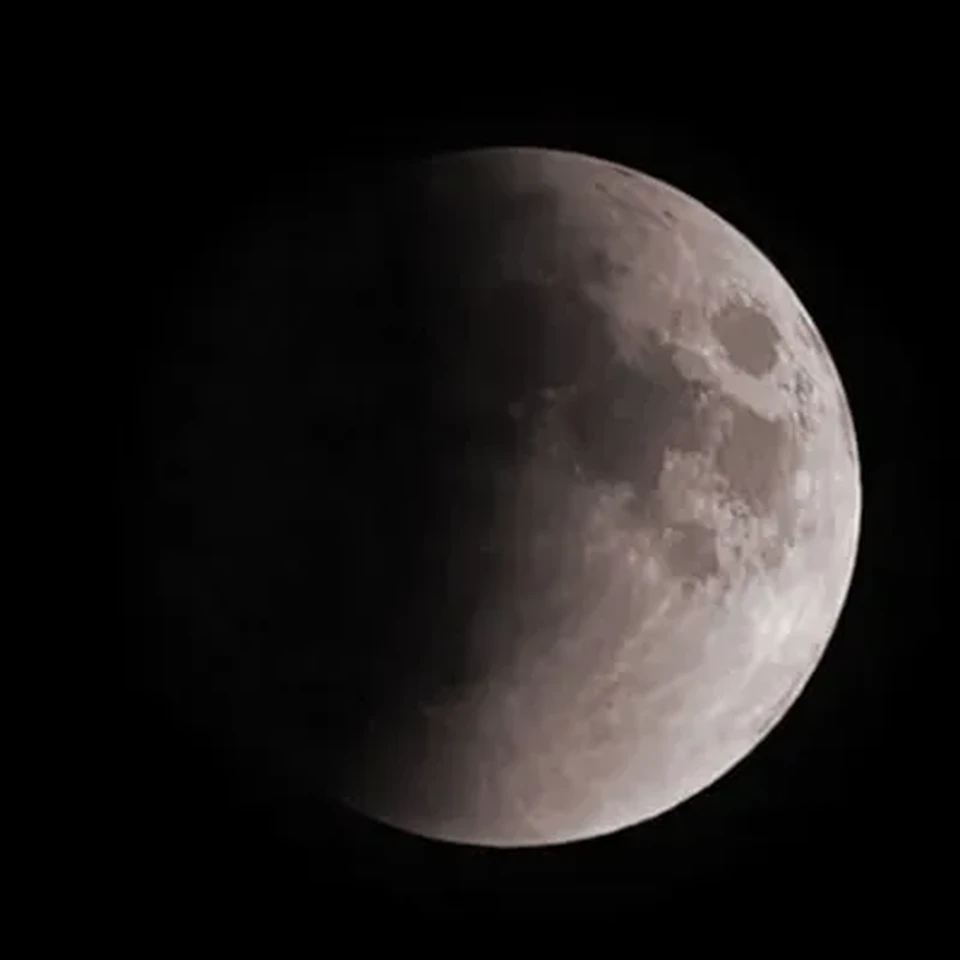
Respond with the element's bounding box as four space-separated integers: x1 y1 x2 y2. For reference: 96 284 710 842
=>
161 147 860 849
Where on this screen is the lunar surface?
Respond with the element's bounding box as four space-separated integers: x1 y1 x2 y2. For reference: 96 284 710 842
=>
157 146 860 849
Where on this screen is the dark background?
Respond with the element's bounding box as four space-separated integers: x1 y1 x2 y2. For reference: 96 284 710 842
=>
106 91 937 918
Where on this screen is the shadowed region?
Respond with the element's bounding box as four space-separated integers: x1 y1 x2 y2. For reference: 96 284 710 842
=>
320 154 659 809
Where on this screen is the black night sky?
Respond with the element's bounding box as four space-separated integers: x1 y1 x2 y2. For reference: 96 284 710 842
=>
105 88 938 920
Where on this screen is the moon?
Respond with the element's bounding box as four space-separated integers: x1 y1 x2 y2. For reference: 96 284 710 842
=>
168 146 861 849
296 147 862 847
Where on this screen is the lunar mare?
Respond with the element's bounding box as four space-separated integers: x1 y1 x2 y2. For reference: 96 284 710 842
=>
207 147 860 848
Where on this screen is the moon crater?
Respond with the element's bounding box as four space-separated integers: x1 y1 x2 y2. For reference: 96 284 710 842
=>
710 297 782 377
